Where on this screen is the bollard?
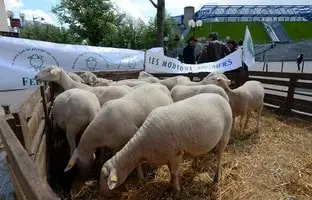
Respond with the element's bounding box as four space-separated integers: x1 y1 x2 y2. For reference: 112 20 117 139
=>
262 62 266 71
281 62 284 72
265 63 268 72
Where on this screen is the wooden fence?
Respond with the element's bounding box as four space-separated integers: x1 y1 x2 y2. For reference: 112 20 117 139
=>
0 83 58 200
248 71 312 116
0 70 311 199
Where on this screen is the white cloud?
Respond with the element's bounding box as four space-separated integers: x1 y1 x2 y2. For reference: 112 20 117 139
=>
4 0 24 11
21 9 58 25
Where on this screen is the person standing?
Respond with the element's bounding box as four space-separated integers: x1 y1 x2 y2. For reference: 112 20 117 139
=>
226 40 238 53
183 36 198 64
197 32 231 64
296 53 303 71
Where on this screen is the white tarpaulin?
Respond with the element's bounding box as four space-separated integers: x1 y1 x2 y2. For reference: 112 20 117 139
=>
0 36 144 91
145 48 242 74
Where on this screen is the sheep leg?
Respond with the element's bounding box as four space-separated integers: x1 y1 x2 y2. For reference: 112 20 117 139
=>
169 153 183 199
256 104 263 133
66 125 82 156
136 164 144 181
213 132 229 183
239 113 247 135
244 111 251 130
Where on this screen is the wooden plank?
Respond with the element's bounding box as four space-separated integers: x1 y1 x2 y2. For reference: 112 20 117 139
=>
250 77 290 86
7 160 26 200
293 98 312 114
11 87 41 119
27 101 44 145
35 134 47 180
12 111 29 152
285 75 298 113
295 81 312 90
0 118 58 200
264 95 286 107
30 119 45 160
264 87 288 93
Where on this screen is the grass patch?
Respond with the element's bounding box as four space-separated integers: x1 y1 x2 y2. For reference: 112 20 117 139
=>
189 22 270 44
58 108 312 200
281 21 312 41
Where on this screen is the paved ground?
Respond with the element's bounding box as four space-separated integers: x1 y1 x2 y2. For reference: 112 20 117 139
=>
252 61 312 73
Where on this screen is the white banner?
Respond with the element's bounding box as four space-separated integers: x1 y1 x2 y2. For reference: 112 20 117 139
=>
145 48 243 74
0 36 144 91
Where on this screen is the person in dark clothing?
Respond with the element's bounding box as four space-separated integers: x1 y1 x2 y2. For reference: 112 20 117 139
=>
183 36 198 64
197 32 231 64
238 40 243 46
296 53 303 71
226 40 238 53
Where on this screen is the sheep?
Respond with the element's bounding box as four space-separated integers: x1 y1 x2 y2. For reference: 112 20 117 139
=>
159 75 192 90
137 71 160 83
79 71 113 86
67 72 85 83
34 65 132 106
214 76 264 135
93 78 113 87
79 71 98 86
64 83 173 179
182 71 232 86
170 84 229 102
52 88 100 156
109 79 149 87
99 93 233 199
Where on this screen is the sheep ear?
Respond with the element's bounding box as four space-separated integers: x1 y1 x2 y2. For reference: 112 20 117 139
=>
50 68 61 75
107 170 118 190
216 77 222 81
64 152 78 172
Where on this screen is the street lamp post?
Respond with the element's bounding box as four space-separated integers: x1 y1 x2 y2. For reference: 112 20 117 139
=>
188 19 202 37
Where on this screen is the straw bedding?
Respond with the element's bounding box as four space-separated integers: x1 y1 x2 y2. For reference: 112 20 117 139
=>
59 108 312 200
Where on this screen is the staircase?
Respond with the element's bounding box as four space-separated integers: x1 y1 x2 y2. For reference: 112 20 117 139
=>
269 21 292 43
261 21 280 43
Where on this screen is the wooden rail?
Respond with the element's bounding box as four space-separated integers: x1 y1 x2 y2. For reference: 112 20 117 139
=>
0 83 56 200
249 71 312 116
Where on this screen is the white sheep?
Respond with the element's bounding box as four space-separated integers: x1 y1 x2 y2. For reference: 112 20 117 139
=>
99 93 233 199
64 83 173 179
52 88 100 156
67 72 85 83
137 71 160 83
109 79 149 87
159 75 192 90
34 65 132 106
79 71 98 86
79 71 113 86
182 71 232 86
170 84 229 102
215 76 264 135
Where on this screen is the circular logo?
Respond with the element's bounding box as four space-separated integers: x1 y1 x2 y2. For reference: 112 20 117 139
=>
72 52 109 71
12 48 59 72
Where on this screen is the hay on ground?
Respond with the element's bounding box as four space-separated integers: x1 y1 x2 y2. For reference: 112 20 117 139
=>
58 108 312 200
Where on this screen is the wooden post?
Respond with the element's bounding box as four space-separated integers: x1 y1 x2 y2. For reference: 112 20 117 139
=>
285 74 298 113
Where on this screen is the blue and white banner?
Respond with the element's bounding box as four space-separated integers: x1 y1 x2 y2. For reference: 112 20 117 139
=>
0 36 145 90
145 48 242 74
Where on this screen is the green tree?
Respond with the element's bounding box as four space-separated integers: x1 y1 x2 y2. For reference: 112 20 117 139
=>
52 0 117 46
20 21 80 44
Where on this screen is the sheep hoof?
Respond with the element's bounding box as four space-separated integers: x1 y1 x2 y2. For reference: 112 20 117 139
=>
172 189 181 199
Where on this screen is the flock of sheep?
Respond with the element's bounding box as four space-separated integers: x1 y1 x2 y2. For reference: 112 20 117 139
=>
34 65 265 199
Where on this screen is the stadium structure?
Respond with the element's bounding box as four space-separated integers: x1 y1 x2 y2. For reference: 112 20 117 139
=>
171 5 312 62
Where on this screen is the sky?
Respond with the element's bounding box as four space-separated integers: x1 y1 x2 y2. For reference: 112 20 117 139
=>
4 0 312 26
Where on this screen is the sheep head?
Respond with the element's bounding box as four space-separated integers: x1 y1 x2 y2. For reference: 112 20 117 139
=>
94 78 113 86
216 76 231 89
34 65 62 82
79 71 97 85
99 164 126 197
202 72 231 86
64 149 96 177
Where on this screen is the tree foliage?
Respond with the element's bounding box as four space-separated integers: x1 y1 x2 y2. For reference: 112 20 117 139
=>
20 21 80 44
52 0 119 46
